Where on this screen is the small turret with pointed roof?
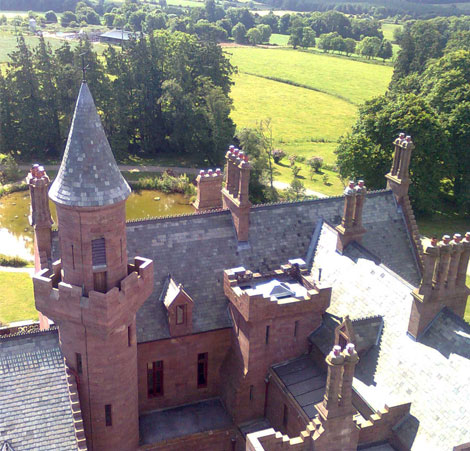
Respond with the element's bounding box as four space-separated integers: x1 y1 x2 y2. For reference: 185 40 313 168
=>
49 82 130 207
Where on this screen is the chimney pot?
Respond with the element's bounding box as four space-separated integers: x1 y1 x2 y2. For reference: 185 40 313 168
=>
333 345 341 356
215 168 221 175
442 235 451 244
229 145 235 151
430 237 438 246
207 169 213 175
406 136 412 142
233 149 239 156
453 233 462 243
199 170 205 176
399 132 405 139
346 343 355 354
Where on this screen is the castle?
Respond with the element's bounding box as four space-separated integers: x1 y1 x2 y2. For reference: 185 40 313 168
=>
1 82 469 451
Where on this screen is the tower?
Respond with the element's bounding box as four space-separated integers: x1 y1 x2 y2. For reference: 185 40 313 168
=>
33 82 153 451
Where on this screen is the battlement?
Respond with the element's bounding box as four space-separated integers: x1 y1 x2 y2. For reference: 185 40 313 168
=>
34 256 153 335
224 260 331 322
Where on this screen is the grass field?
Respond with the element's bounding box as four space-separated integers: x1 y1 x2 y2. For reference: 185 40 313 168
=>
0 271 37 324
269 33 289 46
381 23 402 42
227 47 392 105
227 46 392 193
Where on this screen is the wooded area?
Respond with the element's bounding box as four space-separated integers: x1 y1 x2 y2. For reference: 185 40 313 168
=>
336 16 470 215
0 32 235 165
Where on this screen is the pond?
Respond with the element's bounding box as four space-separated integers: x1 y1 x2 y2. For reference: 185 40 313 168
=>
0 189 194 260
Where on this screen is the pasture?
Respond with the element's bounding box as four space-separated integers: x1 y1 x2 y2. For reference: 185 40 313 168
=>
227 46 393 193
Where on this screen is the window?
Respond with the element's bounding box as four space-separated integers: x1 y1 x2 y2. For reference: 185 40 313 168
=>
197 353 208 388
105 404 112 427
265 325 270 345
76 353 82 375
147 361 164 397
176 305 185 325
71 245 75 270
249 385 254 401
282 404 288 429
294 321 299 337
128 325 132 347
92 237 106 267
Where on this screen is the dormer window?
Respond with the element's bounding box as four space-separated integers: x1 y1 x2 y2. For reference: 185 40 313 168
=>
176 305 185 325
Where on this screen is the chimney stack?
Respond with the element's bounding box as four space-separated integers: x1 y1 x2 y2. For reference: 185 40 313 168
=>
386 133 415 204
193 168 223 212
27 164 54 331
408 233 470 339
313 344 360 450
27 164 53 271
222 147 252 242
336 180 367 253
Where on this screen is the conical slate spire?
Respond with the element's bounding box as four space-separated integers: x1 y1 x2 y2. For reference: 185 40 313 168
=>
49 82 131 207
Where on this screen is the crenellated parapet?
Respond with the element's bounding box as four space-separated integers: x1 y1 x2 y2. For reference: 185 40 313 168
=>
34 257 153 335
224 260 331 323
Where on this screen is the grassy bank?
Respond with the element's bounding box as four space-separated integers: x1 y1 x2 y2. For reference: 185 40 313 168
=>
0 271 36 324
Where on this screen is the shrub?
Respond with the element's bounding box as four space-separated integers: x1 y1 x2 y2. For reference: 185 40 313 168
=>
0 154 20 183
323 173 330 185
130 172 195 196
45 10 57 23
0 254 30 267
307 156 323 173
272 149 285 163
291 165 301 178
288 154 297 167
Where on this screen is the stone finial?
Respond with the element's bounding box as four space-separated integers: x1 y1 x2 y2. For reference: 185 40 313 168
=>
328 345 345 364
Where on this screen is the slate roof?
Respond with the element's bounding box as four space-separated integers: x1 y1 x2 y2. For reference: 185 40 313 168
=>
0 329 79 450
310 223 470 450
49 82 130 207
125 190 420 343
272 356 326 420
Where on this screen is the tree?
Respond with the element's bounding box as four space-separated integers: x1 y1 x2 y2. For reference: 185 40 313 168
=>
45 10 57 23
257 24 272 44
246 27 262 46
344 37 356 56
301 28 315 48
204 0 216 22
357 36 381 59
377 39 393 61
232 22 246 44
60 11 77 26
288 25 303 49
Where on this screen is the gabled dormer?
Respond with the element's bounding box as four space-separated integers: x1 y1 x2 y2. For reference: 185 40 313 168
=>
163 277 194 336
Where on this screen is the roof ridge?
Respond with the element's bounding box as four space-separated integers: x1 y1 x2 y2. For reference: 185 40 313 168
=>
0 324 58 340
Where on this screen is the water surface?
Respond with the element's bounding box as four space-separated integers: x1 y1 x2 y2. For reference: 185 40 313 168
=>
0 190 194 260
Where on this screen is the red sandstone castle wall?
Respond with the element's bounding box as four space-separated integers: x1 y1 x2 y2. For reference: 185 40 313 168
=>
137 328 232 413
265 374 309 438
139 428 236 451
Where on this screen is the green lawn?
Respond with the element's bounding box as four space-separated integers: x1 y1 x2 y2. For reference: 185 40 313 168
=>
269 33 289 46
0 271 37 324
417 214 469 239
381 23 402 42
227 46 393 105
